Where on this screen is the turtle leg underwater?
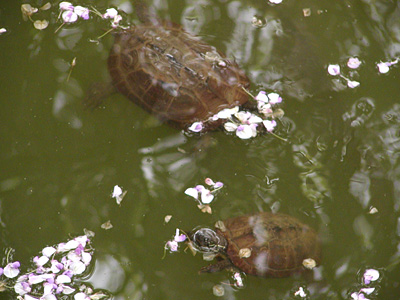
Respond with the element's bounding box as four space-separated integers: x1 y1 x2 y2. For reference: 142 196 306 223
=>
199 259 235 274
84 81 116 109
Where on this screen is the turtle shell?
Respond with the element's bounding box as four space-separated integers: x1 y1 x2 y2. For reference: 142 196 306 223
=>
108 20 250 131
216 212 321 277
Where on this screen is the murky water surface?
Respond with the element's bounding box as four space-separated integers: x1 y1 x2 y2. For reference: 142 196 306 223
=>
1 0 400 299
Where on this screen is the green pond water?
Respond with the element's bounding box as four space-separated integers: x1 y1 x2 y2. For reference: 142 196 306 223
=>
1 0 400 299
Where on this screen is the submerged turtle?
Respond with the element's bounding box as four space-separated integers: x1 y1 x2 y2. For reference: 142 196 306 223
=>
189 212 320 277
100 1 250 131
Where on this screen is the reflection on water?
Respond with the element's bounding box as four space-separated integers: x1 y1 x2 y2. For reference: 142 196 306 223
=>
1 0 400 299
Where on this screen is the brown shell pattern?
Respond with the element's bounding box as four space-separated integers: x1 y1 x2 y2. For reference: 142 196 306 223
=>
216 212 321 277
108 20 250 130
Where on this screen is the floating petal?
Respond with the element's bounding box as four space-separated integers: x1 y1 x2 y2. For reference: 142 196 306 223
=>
224 122 237 132
327 64 340 76
62 10 78 23
347 80 360 88
14 282 31 295
236 125 254 139
4 262 20 278
42 246 56 257
267 92 282 104
200 189 214 204
74 6 89 20
56 274 71 284
166 240 178 252
184 187 198 199
263 120 277 132
59 2 73 11
188 121 203 132
255 91 269 103
103 8 118 19
33 20 49 30
216 107 239 119
363 268 379 284
377 62 389 74
294 287 307 298
347 57 361 69
70 261 86 275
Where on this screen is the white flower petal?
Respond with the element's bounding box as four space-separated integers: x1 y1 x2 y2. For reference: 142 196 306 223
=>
188 122 203 132
347 57 361 69
61 285 76 295
360 287 375 295
347 80 360 88
377 62 389 73
216 107 239 119
112 185 122 198
42 246 56 257
74 292 89 300
255 91 269 103
364 268 379 282
28 274 47 285
42 294 57 300
56 275 71 284
14 282 31 295
103 8 118 19
235 111 251 123
184 187 199 199
81 252 92 265
248 114 263 124
74 235 88 247
224 122 237 132
36 256 49 266
263 120 277 132
70 261 86 275
328 64 340 76
200 189 214 204
62 10 78 23
24 295 39 300
4 263 20 278
236 125 254 139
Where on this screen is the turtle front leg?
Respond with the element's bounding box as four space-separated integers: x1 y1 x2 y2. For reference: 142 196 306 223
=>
199 259 233 274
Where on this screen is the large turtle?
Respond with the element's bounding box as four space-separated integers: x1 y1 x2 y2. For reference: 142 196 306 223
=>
189 212 321 277
103 1 250 131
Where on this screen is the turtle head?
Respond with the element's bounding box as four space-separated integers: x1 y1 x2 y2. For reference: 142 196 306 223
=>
190 227 227 253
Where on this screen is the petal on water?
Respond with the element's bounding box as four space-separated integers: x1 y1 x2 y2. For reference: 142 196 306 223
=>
347 80 360 88
224 122 238 132
184 187 198 199
62 10 78 23
267 92 282 104
377 62 389 74
81 252 92 265
201 189 214 204
236 125 254 139
112 185 123 198
4 262 20 278
347 57 361 69
56 275 71 284
42 246 56 257
263 120 277 132
188 122 203 132
327 64 341 76
70 261 86 275
255 91 269 103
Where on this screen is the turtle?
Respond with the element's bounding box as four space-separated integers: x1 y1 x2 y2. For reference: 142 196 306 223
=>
96 1 250 131
189 212 321 278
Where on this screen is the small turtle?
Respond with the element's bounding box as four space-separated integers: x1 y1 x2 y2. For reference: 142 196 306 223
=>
89 1 250 132
189 212 320 277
